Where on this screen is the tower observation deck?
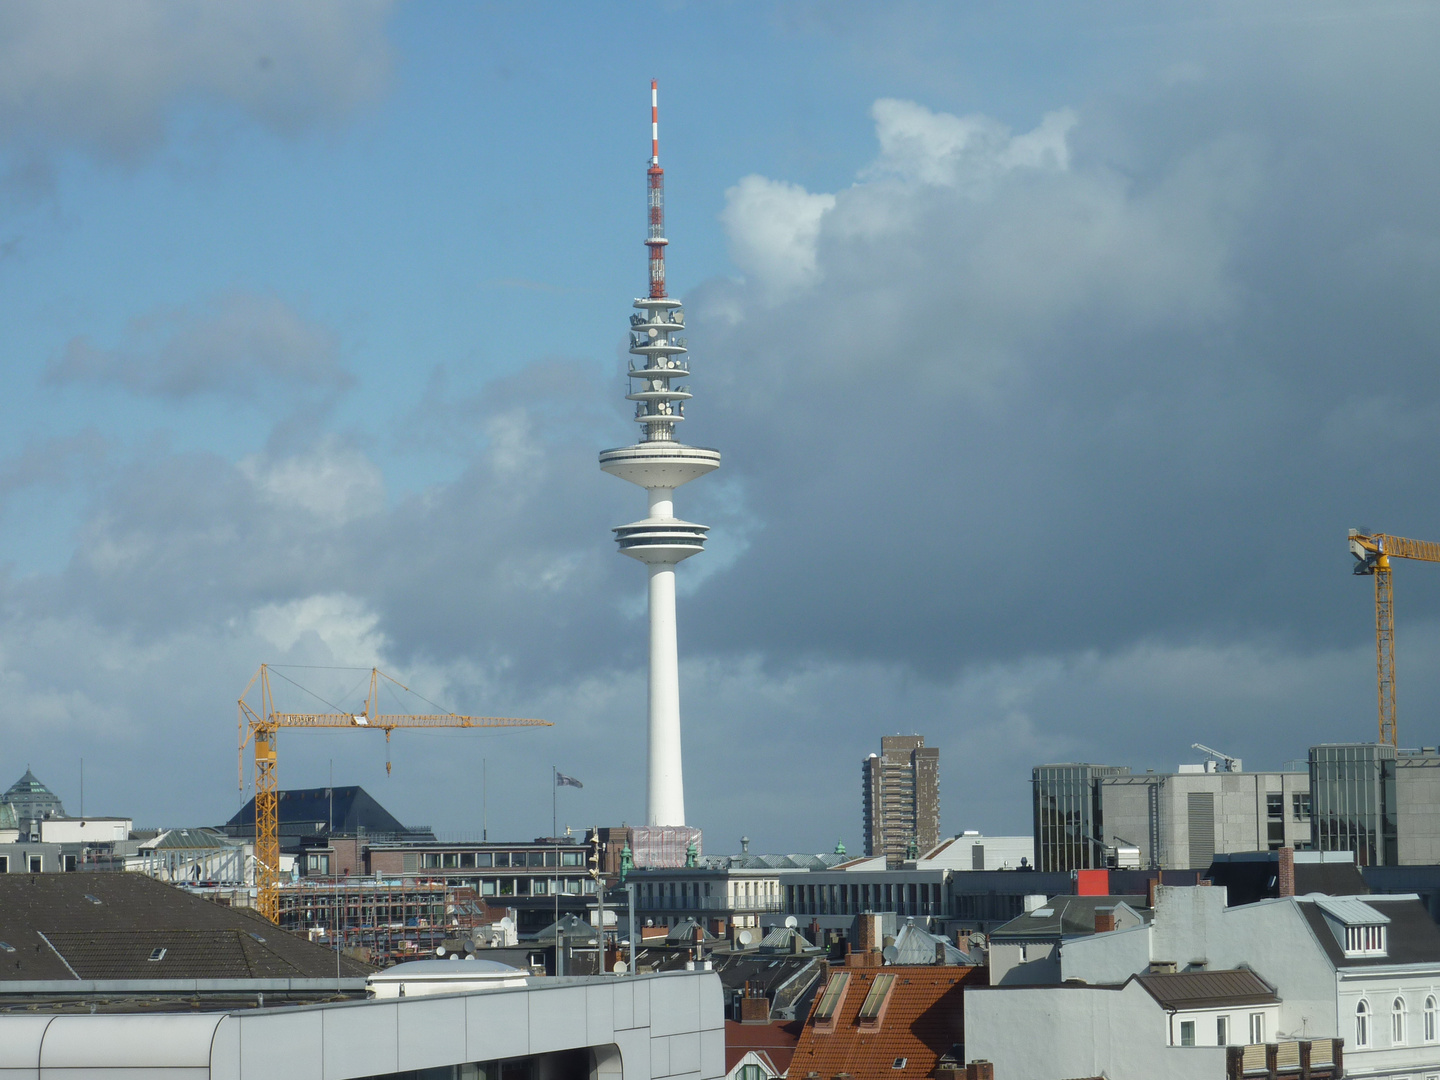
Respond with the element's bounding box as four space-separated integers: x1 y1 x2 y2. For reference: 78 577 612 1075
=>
599 82 719 830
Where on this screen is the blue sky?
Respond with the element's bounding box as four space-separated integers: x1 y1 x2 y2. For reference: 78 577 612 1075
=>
1 2 1438 851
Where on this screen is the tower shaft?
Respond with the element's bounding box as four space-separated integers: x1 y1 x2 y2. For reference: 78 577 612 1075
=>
647 562 684 824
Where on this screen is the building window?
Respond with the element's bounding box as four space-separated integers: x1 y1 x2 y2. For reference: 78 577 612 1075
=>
562 852 582 867
1344 925 1387 956
1293 792 1311 820
494 852 511 868
28 856 41 873
740 1066 766 1080
0 856 7 873
1266 793 1283 818
1357 1000 1370 1047
1249 1013 1266 1044
1179 1020 1195 1046
1425 996 1437 1041
1217 1016 1229 1045
1394 997 1407 1045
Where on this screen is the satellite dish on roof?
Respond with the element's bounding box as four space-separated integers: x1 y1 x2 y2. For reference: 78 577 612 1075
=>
785 916 798 929
738 930 753 945
613 960 628 974
882 946 899 963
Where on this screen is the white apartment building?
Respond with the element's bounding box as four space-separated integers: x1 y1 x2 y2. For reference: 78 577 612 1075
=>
1054 884 1440 1079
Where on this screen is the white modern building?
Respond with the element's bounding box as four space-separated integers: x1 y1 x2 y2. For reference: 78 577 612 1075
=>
0 966 725 1080
915 832 1034 872
599 83 718 834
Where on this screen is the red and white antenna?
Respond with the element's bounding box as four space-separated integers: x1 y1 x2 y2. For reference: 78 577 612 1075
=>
646 79 667 299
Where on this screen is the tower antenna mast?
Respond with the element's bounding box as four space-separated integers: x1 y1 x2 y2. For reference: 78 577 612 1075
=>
647 79 667 299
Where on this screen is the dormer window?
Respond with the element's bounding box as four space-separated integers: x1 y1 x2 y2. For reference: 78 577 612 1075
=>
1345 924 1387 956
1315 897 1391 958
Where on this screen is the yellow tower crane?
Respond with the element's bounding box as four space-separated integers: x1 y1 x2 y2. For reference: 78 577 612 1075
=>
238 664 550 922
1349 530 1440 748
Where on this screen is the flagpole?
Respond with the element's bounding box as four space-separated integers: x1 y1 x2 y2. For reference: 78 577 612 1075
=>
552 765 557 839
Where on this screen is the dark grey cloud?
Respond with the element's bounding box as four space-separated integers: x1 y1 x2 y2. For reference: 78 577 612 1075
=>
44 292 353 400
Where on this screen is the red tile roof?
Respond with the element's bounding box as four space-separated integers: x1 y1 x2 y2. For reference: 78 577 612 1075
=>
788 966 981 1080
726 1019 804 1073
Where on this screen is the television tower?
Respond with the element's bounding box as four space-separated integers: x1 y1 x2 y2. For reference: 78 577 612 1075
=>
599 82 720 827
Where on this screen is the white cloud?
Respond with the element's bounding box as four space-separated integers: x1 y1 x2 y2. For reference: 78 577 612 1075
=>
720 175 836 295
239 438 384 523
866 98 1076 188
250 593 386 664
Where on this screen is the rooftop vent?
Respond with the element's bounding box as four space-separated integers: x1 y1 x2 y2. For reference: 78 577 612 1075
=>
892 1060 907 1070
148 948 166 962
0 942 13 953
83 894 101 905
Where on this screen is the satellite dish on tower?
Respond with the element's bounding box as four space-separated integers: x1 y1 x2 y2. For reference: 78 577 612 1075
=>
784 916 798 929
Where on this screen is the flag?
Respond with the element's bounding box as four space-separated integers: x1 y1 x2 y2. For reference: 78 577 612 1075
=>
555 772 584 789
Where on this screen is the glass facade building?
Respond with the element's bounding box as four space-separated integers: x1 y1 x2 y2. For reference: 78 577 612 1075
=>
1310 743 1397 866
1032 764 1130 872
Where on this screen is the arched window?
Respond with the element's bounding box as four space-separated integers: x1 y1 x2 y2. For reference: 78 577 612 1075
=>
1426 996 1438 1042
1394 997 1408 1045
1356 999 1370 1047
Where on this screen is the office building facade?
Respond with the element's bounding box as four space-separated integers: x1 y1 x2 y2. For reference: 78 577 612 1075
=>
1308 742 1440 866
1032 764 1130 871
1034 761 1312 872
862 735 940 862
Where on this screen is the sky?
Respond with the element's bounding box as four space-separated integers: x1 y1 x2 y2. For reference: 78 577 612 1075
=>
1 1 1438 853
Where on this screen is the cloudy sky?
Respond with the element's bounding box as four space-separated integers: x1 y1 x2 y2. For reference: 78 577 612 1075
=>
1 2 1438 852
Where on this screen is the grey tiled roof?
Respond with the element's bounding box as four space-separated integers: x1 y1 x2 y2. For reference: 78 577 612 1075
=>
989 895 1150 941
0 873 372 981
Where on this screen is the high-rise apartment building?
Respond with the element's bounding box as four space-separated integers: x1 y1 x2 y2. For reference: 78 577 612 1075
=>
1307 742 1440 866
863 735 940 862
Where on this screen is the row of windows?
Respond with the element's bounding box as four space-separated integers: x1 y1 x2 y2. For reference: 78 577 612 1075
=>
477 877 595 897
786 881 944 918
418 851 584 870
1177 1012 1267 1046
1355 995 1440 1048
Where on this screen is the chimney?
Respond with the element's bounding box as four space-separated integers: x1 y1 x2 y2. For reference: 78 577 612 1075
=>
965 1062 995 1080
935 941 947 965
1094 908 1116 934
1278 846 1295 898
739 992 770 1024
856 913 879 954
1146 875 1158 909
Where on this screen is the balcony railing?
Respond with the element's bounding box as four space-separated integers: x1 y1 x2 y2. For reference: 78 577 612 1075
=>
1225 1039 1341 1080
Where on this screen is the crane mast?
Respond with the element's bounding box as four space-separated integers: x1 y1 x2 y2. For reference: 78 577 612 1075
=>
238 665 550 922
1349 530 1440 748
